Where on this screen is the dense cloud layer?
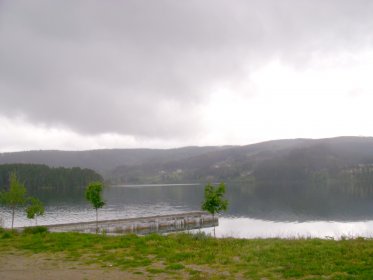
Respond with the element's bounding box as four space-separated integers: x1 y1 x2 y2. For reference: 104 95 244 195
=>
1 0 373 142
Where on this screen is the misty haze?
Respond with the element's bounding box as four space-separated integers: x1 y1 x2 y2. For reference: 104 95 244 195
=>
2 136 373 238
1 1 373 279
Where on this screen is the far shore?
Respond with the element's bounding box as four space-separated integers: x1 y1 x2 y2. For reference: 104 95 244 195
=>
110 183 201 187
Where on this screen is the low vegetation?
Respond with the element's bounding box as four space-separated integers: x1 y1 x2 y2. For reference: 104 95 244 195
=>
25 197 45 225
1 229 373 279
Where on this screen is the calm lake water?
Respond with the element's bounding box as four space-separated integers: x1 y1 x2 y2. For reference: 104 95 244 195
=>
1 184 373 239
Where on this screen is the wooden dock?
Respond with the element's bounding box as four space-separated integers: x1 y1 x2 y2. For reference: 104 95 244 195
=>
20 211 218 235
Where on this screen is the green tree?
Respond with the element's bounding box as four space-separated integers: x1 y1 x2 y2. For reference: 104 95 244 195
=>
26 197 45 226
85 182 105 233
201 182 228 237
0 172 27 229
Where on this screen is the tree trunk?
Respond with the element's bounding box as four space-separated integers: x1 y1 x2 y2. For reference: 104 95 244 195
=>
213 213 215 238
11 206 15 230
96 208 98 234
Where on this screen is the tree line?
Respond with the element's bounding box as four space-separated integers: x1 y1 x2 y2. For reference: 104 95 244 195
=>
0 164 102 192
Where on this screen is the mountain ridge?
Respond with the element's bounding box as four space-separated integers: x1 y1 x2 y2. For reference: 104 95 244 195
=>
1 136 373 187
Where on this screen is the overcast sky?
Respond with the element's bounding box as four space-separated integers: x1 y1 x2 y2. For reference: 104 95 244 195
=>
1 0 373 152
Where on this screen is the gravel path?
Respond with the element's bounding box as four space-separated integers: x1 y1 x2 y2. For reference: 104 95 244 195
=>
0 252 150 280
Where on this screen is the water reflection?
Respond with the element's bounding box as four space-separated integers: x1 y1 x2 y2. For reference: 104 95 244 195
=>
225 184 373 221
2 183 373 238
201 218 373 239
23 183 373 221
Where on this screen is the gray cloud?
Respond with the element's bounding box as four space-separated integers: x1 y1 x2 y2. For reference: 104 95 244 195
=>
1 0 373 139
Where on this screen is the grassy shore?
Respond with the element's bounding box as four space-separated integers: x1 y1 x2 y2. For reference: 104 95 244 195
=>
1 227 373 279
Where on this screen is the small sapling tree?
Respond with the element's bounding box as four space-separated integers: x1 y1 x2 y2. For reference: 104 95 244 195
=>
85 182 105 233
0 172 27 229
201 182 228 237
26 197 45 226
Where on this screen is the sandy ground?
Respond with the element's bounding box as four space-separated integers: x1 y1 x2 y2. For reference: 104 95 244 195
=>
0 252 152 280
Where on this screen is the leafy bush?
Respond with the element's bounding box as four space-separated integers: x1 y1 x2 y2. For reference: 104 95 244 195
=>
1 230 13 239
23 226 49 234
191 231 210 240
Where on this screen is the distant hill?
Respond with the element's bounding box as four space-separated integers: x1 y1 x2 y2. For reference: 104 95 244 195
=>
1 137 373 196
105 137 372 181
0 146 230 174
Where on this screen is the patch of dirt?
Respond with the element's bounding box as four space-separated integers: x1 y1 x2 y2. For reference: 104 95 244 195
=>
0 251 241 279
0 251 148 280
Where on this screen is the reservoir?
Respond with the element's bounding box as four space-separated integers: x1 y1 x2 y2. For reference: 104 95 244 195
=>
1 183 373 239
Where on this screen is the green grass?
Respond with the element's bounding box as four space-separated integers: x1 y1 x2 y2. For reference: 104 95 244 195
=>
1 229 373 279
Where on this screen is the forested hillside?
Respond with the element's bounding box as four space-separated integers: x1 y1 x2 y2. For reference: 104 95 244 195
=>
107 137 373 197
1 137 373 197
0 146 228 173
0 164 102 192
